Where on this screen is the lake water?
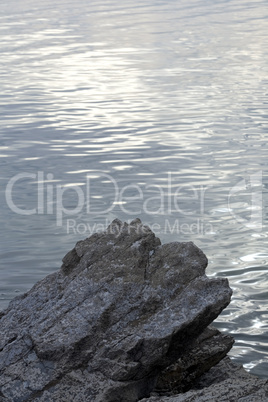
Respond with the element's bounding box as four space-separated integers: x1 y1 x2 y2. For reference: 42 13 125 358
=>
0 0 267 378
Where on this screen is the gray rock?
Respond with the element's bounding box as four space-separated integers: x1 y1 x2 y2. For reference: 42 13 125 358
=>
142 356 268 401
154 326 234 394
0 218 233 401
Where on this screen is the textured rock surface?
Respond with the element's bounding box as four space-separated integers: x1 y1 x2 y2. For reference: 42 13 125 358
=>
0 218 233 401
142 356 268 401
154 326 234 394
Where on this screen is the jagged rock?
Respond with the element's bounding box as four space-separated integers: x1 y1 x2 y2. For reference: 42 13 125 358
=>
154 326 234 395
0 218 233 401
142 356 268 401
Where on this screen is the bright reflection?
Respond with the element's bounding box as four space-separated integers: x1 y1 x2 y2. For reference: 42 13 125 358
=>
240 253 268 262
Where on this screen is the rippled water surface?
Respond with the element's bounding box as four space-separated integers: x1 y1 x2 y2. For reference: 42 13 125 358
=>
0 0 267 378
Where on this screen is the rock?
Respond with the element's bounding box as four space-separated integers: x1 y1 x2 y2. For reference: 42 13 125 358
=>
141 356 268 401
154 326 234 395
0 218 233 401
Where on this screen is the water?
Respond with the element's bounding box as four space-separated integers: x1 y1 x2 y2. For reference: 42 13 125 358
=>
0 0 267 378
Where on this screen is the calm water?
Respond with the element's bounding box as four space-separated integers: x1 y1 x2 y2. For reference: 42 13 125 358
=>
0 0 268 378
